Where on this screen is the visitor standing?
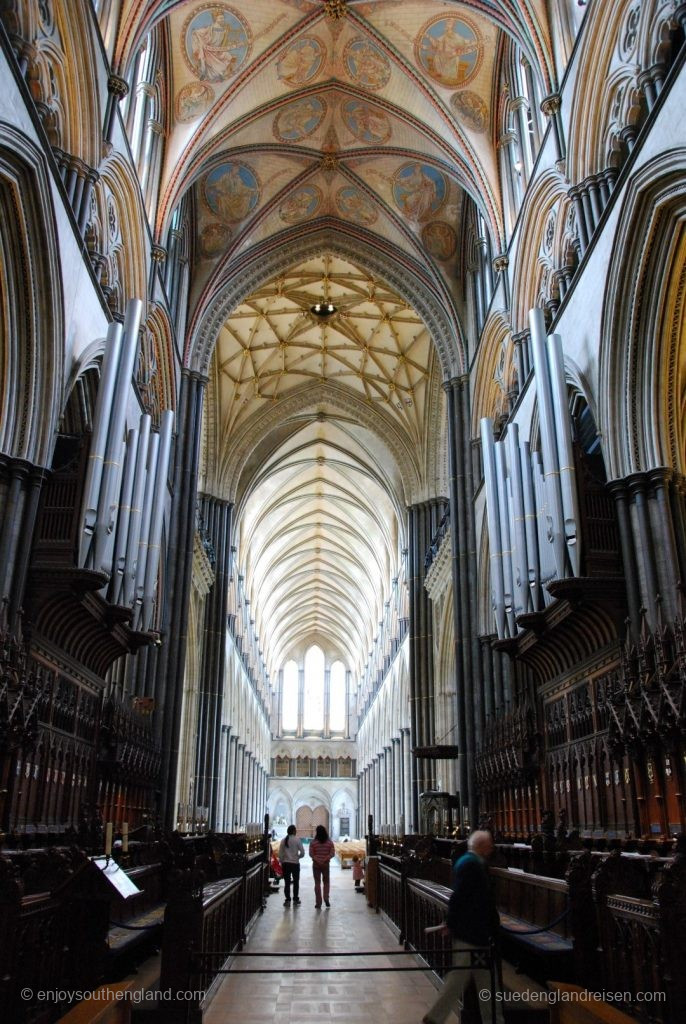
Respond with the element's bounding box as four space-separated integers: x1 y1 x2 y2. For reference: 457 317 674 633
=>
278 824 305 905
309 824 336 908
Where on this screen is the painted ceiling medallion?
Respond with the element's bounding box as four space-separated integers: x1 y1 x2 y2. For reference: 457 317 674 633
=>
200 221 232 258
279 185 322 223
450 89 488 133
344 37 391 91
421 221 457 261
341 99 391 145
415 15 483 89
392 163 448 223
336 186 377 225
175 81 215 123
183 4 251 83
203 161 260 222
274 96 327 143
276 36 325 87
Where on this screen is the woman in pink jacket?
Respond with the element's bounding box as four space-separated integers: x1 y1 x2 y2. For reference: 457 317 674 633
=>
309 824 336 908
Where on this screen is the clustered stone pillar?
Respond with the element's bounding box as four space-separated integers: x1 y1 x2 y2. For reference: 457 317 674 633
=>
444 375 482 826
0 456 46 630
609 469 686 635
194 495 233 828
407 498 445 826
153 369 206 826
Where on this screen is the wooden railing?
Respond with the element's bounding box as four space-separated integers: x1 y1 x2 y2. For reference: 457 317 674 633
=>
376 846 686 1024
159 857 267 1023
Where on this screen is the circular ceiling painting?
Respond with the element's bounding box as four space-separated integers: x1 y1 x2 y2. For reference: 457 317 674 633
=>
200 221 232 258
203 161 260 222
450 89 488 133
274 96 327 143
344 38 391 91
422 221 457 261
280 185 322 223
175 82 215 123
277 36 325 87
392 163 448 222
336 187 378 226
415 16 482 89
342 99 391 145
183 4 251 83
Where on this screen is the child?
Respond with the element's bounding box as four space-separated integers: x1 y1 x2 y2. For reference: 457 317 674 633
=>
352 854 365 892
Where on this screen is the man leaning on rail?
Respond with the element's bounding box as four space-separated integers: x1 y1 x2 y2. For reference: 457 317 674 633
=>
422 830 505 1024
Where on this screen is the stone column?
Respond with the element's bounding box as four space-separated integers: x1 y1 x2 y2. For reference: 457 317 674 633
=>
104 73 129 143
392 737 402 826
154 370 207 826
195 496 233 828
444 376 481 824
0 457 46 629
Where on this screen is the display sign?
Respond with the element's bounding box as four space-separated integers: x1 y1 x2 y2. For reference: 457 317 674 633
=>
91 856 141 899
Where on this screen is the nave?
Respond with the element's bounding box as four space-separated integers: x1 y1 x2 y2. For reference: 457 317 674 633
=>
204 860 447 1024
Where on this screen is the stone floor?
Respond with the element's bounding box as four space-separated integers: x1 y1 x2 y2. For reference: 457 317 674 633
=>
203 858 458 1024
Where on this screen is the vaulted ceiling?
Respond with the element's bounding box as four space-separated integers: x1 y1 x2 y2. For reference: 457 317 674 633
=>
119 0 554 677
117 0 554 309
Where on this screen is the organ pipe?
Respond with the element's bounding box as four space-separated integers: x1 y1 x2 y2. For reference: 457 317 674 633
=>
520 439 541 611
94 299 143 576
495 439 516 635
132 430 159 624
108 428 138 605
480 418 507 638
141 410 174 631
546 331 580 575
123 414 151 607
79 320 122 567
506 423 531 616
529 308 566 580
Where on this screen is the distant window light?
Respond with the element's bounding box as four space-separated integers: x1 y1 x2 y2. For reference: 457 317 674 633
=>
303 644 324 730
282 660 298 732
330 660 346 733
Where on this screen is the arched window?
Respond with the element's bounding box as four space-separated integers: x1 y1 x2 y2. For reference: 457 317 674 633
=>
330 660 347 734
282 660 298 732
303 644 324 730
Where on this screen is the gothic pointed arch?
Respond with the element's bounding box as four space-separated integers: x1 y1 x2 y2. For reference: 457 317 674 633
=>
189 227 465 380
599 147 686 478
0 126 64 466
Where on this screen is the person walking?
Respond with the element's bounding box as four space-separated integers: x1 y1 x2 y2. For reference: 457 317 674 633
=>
309 824 336 908
422 830 504 1024
278 824 305 906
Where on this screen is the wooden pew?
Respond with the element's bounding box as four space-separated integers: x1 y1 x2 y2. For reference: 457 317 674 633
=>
490 866 574 983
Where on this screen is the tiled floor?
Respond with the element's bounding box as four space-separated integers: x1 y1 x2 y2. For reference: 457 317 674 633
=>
203 858 458 1024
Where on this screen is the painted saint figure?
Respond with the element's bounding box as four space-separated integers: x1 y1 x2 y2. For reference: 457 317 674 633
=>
191 10 244 82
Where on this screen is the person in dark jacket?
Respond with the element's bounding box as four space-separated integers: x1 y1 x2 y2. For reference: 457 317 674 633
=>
422 830 504 1024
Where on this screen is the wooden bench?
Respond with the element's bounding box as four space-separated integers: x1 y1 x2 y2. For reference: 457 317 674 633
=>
106 863 166 979
55 982 137 1024
491 867 574 983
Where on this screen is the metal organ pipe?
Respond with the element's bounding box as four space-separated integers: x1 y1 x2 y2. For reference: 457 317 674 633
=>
94 299 143 576
132 430 159 626
108 429 138 605
546 331 580 575
79 321 122 567
495 439 516 635
520 439 541 610
123 414 151 607
141 410 174 631
506 423 531 616
480 418 507 638
529 308 567 580
532 449 556 603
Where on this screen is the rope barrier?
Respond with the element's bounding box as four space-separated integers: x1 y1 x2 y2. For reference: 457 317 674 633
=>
109 919 162 930
500 906 570 934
